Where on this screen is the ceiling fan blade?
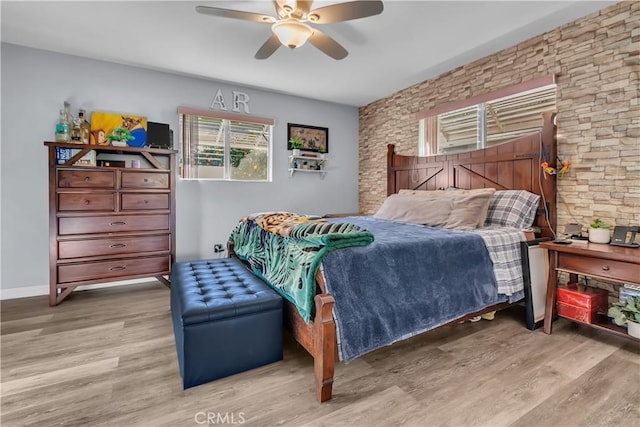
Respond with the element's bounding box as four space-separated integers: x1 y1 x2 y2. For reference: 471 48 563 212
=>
308 30 348 60
195 5 275 23
296 1 314 15
308 0 383 24
255 34 282 59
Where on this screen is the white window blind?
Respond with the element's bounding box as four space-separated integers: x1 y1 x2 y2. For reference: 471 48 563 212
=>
178 108 273 181
421 84 556 155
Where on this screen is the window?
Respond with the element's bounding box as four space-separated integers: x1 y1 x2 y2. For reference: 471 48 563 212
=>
437 105 480 153
417 76 556 155
178 108 273 181
484 85 556 147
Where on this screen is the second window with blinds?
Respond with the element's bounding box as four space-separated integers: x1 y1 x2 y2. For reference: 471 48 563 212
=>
179 108 273 181
418 78 556 156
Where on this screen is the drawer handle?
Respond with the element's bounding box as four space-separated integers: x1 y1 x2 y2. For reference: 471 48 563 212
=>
84 200 90 205
602 265 610 271
109 243 127 249
144 178 149 183
109 266 127 271
84 176 90 182
109 221 126 226
144 200 149 204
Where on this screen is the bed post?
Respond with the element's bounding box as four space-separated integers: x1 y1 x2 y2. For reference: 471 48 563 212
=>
313 293 336 402
387 144 396 196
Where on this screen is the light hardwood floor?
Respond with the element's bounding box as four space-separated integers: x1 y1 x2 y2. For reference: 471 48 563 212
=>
1 283 638 427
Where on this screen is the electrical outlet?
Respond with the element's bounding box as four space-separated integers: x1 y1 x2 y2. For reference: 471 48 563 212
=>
214 244 224 253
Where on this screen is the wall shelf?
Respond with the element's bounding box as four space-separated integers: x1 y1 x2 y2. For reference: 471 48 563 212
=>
288 154 326 179
288 168 326 179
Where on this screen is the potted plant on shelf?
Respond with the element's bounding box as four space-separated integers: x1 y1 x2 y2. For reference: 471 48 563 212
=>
106 127 135 147
588 219 611 244
318 145 327 160
289 137 304 157
608 296 640 338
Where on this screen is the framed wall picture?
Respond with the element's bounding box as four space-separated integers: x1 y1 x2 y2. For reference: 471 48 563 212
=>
90 111 147 147
287 123 328 153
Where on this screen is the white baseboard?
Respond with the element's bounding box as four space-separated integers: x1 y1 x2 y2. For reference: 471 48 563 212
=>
0 285 48 300
0 278 163 301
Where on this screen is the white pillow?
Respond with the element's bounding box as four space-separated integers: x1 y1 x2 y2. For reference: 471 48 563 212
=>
374 189 495 229
395 188 496 228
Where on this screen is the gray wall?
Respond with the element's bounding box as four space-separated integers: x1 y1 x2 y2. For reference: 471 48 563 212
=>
0 43 359 296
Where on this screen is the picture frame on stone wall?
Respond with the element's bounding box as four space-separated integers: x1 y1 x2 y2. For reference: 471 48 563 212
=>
287 123 328 153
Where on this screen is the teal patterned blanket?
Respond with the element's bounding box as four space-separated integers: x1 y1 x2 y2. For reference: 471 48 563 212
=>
229 212 374 322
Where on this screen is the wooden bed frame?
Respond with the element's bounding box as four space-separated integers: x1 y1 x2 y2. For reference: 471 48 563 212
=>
230 112 557 403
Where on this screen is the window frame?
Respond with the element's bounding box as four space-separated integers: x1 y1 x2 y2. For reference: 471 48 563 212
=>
177 107 274 182
416 75 556 156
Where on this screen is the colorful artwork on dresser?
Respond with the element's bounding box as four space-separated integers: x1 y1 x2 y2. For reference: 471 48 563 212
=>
90 111 147 147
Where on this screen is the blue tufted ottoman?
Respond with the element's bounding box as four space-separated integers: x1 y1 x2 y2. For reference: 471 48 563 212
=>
170 258 283 389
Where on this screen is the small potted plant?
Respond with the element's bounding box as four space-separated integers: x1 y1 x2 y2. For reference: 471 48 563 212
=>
289 137 304 157
608 296 640 338
589 219 611 244
318 145 327 160
106 127 135 147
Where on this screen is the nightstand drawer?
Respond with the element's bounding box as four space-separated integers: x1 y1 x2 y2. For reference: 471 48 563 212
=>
58 255 170 283
121 172 169 189
58 193 115 211
59 234 170 259
58 170 115 188
558 253 638 283
121 193 169 211
58 214 169 235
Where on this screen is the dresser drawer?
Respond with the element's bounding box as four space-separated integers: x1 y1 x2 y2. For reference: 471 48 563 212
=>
58 214 169 235
58 255 170 283
58 170 115 188
58 193 115 212
558 253 639 283
59 234 170 259
121 172 169 189
121 194 169 211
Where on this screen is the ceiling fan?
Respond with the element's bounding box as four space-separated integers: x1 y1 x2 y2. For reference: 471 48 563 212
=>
196 0 384 60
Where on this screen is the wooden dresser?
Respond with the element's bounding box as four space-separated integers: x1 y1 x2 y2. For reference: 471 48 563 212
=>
45 142 176 306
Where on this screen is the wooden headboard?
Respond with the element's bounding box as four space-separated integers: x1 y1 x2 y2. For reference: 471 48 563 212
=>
387 111 557 238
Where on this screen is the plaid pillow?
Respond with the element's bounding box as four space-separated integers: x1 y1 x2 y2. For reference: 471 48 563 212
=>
484 190 540 229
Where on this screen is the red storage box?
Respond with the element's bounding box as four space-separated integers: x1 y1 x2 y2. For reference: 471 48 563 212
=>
557 302 598 323
557 284 608 324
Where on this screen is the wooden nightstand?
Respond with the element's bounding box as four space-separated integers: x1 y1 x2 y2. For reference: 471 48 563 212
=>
540 241 640 341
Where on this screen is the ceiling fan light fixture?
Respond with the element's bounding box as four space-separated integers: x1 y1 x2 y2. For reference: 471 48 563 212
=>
272 19 314 49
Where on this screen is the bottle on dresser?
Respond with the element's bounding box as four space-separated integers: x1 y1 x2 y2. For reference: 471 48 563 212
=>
70 113 82 143
55 109 70 142
63 101 72 138
79 109 90 144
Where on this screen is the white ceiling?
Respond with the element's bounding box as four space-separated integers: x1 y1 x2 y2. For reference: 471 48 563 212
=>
1 0 616 107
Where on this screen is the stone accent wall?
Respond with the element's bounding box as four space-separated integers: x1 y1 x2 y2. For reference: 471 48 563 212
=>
359 1 639 239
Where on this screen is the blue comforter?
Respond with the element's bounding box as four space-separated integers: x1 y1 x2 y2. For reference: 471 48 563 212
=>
323 217 505 362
